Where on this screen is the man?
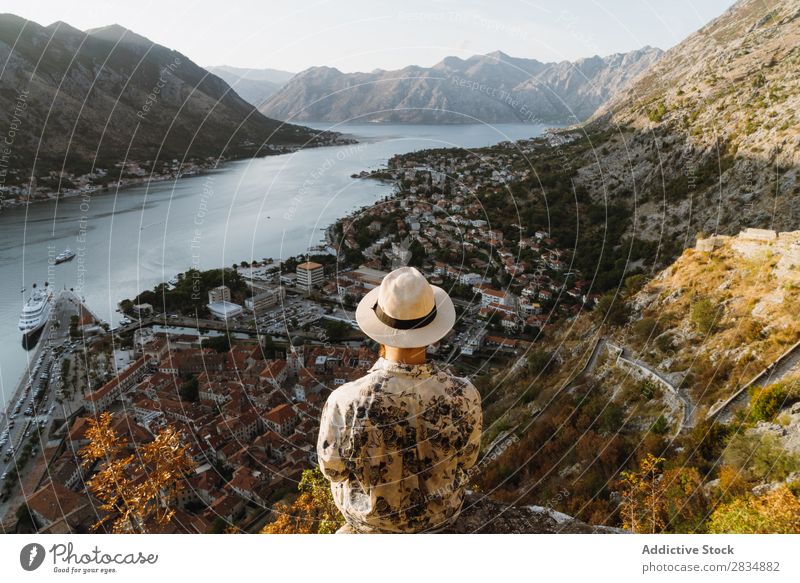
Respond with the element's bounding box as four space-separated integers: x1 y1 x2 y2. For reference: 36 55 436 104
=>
317 266 482 533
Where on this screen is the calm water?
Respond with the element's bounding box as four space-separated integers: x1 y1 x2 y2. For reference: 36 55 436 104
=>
0 122 548 401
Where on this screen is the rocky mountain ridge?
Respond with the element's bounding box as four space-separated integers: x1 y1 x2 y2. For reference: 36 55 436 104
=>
260 47 663 124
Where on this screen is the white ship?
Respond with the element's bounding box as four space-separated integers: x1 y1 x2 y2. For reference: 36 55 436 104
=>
54 248 76 264
18 284 53 337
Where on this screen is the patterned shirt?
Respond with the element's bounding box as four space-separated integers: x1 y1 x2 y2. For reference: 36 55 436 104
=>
317 358 482 533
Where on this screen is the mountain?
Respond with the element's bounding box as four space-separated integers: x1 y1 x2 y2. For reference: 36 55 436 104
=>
0 16 337 180
572 0 800 246
259 48 663 124
205 65 294 85
205 65 295 108
467 0 800 531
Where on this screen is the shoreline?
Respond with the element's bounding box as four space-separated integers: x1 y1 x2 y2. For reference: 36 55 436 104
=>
0 136 357 212
0 291 62 431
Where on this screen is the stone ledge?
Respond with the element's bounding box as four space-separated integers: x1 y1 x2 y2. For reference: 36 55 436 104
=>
443 492 626 534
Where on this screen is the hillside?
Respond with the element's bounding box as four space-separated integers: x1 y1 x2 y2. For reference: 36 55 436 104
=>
259 48 662 124
572 0 800 246
440 0 800 531
0 16 338 181
475 229 800 531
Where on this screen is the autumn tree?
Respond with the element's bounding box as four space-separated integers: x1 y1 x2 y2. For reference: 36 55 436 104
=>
79 412 197 533
261 467 344 534
619 453 667 533
661 466 708 533
715 465 749 502
708 485 800 533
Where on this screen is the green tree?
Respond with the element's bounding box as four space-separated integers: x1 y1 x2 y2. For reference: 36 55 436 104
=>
16 503 37 531
203 334 231 353
594 292 629 326
600 403 625 435
526 350 553 376
723 432 800 483
179 376 200 402
321 319 350 342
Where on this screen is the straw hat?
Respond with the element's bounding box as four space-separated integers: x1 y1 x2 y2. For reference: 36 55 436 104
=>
355 266 456 348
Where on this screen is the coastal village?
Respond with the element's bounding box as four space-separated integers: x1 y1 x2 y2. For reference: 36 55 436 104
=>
0 130 601 533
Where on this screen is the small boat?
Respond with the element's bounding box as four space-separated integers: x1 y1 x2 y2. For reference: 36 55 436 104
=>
54 248 76 264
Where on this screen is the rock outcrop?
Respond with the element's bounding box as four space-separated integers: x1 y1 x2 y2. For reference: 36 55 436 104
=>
444 493 625 534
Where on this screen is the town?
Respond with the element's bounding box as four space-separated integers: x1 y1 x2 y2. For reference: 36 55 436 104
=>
1 131 598 533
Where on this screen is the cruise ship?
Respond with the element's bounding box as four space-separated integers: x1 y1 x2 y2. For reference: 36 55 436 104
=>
18 284 54 337
54 248 76 264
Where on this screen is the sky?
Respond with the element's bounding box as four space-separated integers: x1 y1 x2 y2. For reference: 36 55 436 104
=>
2 0 738 73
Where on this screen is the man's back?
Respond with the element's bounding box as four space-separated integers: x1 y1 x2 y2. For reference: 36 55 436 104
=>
317 357 482 533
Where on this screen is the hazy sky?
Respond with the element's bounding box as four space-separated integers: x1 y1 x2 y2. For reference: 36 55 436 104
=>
3 0 738 73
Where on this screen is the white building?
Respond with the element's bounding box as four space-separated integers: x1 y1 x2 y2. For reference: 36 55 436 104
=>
245 287 285 315
480 288 513 308
207 300 243 321
461 330 486 357
296 262 324 291
459 272 483 286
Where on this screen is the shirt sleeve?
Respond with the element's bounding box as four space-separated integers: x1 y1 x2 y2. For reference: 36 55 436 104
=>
459 383 483 470
316 397 349 482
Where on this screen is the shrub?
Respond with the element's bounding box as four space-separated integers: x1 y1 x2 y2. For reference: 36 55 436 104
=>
651 415 669 435
647 101 667 123
526 350 554 377
624 274 647 294
261 467 344 534
691 298 719 334
640 379 658 399
723 432 800 483
707 485 800 533
633 317 660 342
749 379 800 422
655 333 674 353
594 292 630 326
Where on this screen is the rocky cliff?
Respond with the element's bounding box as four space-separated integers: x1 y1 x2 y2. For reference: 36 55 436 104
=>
573 0 800 244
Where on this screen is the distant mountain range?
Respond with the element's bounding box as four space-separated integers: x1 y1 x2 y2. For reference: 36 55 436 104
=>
0 15 335 179
205 65 295 108
259 47 663 124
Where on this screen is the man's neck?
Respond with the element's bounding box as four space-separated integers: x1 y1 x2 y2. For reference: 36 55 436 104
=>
383 345 427 365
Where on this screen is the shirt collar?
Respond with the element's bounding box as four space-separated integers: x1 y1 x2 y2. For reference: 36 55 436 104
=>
369 357 435 377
